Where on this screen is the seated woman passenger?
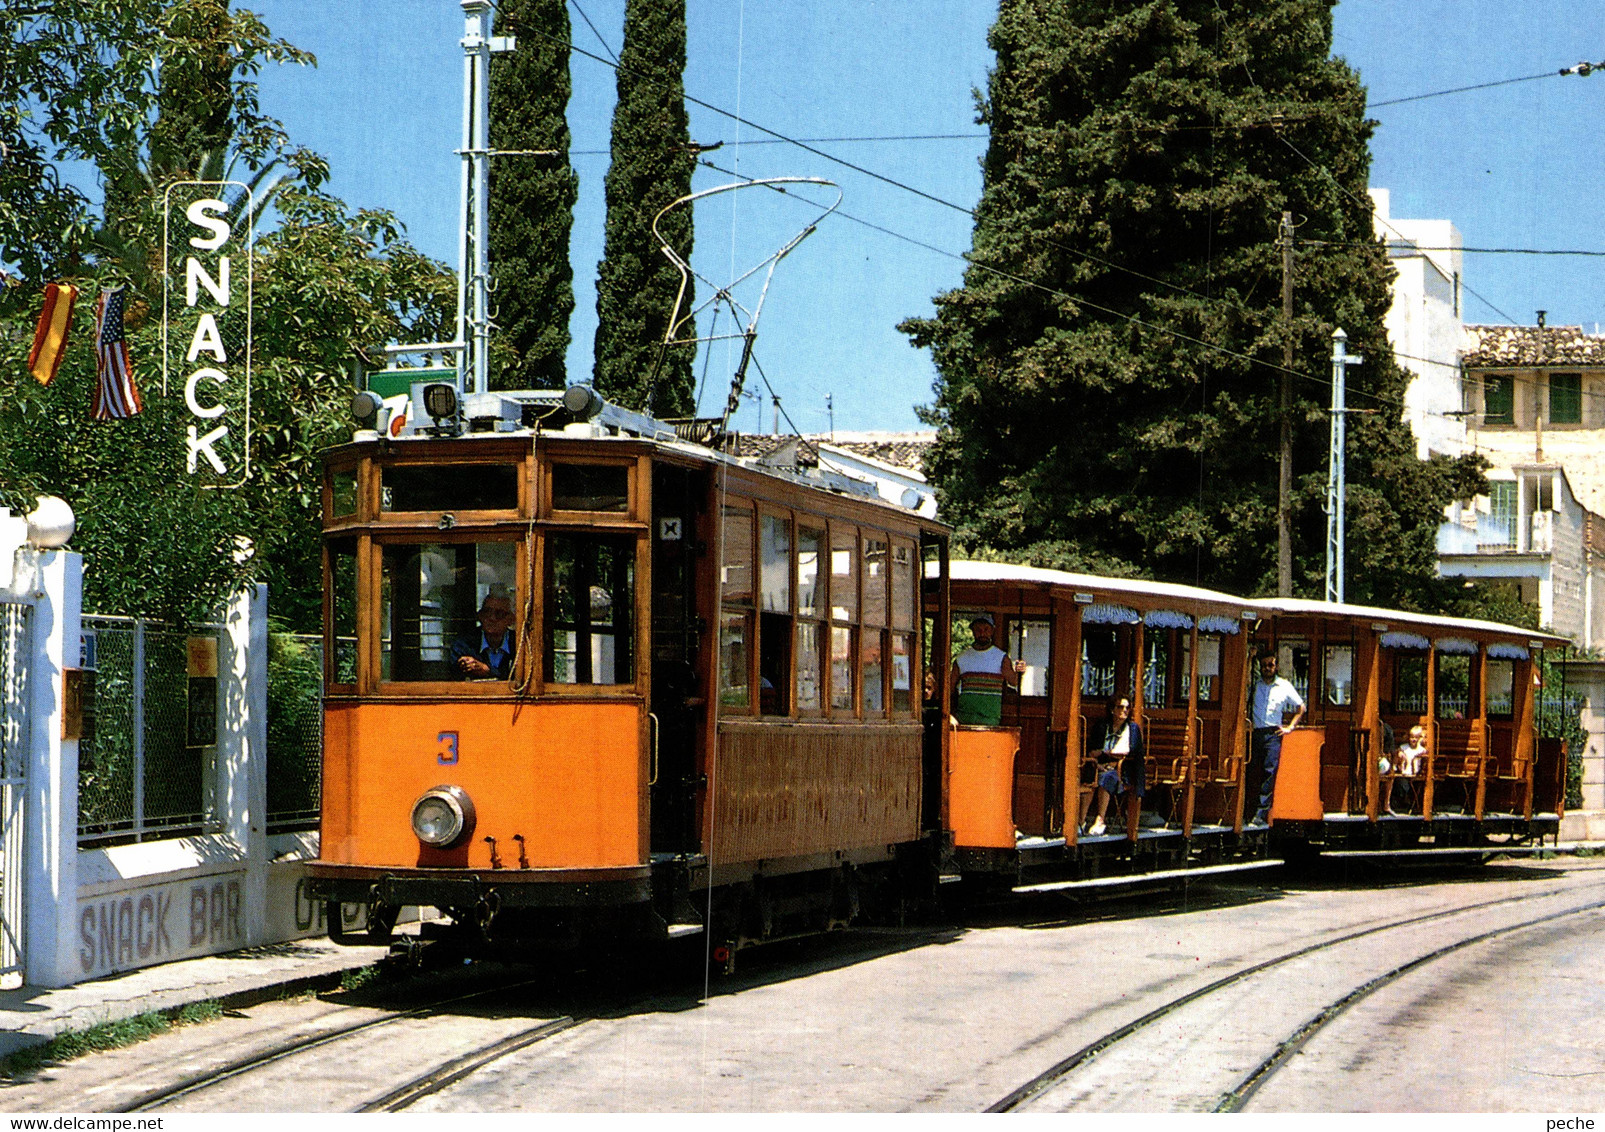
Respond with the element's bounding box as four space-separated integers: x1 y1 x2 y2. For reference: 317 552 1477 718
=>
1388 725 1428 815
452 590 516 680
1082 696 1144 836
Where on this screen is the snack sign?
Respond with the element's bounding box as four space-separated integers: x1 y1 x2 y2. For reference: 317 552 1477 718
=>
163 181 253 488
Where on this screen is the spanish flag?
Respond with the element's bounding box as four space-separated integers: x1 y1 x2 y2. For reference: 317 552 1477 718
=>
27 283 77 385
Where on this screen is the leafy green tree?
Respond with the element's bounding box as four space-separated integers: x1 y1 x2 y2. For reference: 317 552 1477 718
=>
1 0 307 309
487 0 577 391
902 0 1484 610
592 0 696 416
0 6 451 627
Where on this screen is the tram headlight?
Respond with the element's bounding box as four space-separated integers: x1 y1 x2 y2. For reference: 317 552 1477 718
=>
410 785 476 849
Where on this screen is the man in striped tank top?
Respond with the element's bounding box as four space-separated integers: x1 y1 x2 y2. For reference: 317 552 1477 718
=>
950 613 1025 726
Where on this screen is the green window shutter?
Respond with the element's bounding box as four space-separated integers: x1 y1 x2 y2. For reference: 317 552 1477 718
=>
1483 375 1514 424
1549 373 1582 424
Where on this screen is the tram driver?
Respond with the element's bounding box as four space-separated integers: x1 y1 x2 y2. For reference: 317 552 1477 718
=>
950 613 1026 726
452 588 516 679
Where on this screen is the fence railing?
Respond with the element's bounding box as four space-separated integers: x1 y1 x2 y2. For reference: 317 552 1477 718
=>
267 633 322 832
78 616 223 846
0 600 31 979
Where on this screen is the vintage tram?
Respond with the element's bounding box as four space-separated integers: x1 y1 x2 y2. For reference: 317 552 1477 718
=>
1241 597 1568 852
944 562 1276 892
941 562 1568 891
305 384 952 957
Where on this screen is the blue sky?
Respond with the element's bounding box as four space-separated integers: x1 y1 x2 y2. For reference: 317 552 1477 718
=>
244 0 1605 432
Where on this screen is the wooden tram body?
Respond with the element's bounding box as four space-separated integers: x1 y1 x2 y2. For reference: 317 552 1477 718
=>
1243 598 1567 851
943 565 1568 888
305 389 951 954
945 563 1268 889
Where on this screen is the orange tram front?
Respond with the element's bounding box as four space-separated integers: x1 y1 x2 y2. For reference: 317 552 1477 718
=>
305 388 952 957
943 563 1568 892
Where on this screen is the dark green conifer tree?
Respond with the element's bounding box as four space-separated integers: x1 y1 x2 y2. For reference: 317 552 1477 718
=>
592 0 696 416
488 0 577 390
902 0 1483 609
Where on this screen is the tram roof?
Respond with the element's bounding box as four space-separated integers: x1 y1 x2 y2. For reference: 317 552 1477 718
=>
1245 596 1568 646
948 561 1248 612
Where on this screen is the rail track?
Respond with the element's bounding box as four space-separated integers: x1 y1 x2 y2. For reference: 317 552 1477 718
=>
990 876 1605 1112
117 976 580 1113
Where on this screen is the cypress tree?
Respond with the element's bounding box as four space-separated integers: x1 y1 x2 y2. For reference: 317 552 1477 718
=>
592 0 696 416
488 0 577 390
902 0 1483 608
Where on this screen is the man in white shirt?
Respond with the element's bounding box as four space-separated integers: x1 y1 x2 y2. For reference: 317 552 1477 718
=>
1249 651 1305 825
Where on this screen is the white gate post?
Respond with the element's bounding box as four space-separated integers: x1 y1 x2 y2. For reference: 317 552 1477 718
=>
219 583 269 944
23 549 81 988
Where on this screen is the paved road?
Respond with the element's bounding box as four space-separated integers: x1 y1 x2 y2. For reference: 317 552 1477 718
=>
6 856 1602 1112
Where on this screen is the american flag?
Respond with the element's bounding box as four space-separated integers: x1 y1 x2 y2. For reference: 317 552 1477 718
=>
91 284 143 420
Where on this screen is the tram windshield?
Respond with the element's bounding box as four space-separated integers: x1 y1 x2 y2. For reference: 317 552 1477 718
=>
545 534 634 685
380 541 518 682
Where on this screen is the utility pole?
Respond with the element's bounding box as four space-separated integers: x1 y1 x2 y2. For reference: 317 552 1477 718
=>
1278 211 1295 597
1325 328 1363 603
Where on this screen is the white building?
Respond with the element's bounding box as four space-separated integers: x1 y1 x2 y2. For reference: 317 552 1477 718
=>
1369 188 1467 458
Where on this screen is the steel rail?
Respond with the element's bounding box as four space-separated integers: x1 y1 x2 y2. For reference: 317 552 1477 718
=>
358 1016 581 1111
117 974 552 1113
1216 901 1604 1111
988 875 1605 1112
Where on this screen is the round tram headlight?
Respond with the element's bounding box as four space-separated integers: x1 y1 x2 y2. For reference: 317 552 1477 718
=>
411 785 476 849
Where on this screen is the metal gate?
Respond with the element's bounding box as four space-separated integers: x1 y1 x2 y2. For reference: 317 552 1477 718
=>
0 600 30 979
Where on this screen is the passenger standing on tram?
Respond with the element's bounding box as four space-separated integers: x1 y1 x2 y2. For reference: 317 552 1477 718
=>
1083 696 1144 837
1249 650 1305 825
950 613 1025 726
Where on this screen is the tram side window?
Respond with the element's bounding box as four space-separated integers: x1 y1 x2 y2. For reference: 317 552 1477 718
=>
758 515 792 716
795 525 824 712
890 540 915 632
1009 619 1051 697
1487 659 1516 716
1324 645 1354 706
830 526 858 713
551 463 629 513
382 464 519 513
721 613 749 709
1082 628 1117 699
1436 652 1472 718
380 541 517 682
1180 634 1222 704
1142 632 1169 707
329 468 358 519
329 541 358 685
1395 653 1428 714
545 535 635 685
891 633 913 713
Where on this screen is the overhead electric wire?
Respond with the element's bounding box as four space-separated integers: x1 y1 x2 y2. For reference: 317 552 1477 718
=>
510 3 1575 454
498 5 1278 321
1370 70 1571 109
566 0 618 65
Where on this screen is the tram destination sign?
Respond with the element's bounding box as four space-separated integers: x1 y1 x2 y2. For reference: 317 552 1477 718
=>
162 180 253 488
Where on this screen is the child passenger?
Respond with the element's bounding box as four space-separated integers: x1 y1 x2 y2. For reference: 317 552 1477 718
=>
1389 725 1428 815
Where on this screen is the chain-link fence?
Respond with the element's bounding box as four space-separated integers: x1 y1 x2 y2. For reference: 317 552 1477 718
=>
267 633 322 832
78 616 221 845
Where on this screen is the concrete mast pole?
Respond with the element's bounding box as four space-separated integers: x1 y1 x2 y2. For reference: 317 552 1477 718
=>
454 2 479 395
1325 329 1362 603
458 0 497 396
1278 212 1295 596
